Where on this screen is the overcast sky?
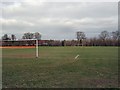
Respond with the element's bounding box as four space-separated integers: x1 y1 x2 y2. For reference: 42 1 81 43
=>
0 0 118 40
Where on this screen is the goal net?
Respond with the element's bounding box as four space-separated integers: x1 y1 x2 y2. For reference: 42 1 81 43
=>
1 39 39 58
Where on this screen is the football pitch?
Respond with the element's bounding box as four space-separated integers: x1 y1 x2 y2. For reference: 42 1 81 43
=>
2 46 119 88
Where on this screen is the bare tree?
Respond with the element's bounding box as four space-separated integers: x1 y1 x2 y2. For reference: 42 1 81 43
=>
76 31 86 46
99 31 110 46
34 32 41 40
22 32 34 39
111 30 120 40
99 31 109 41
11 34 16 41
2 34 11 40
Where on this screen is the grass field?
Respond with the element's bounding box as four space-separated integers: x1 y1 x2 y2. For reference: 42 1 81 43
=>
2 46 119 88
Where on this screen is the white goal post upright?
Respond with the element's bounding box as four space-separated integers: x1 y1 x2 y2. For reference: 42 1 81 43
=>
36 39 39 58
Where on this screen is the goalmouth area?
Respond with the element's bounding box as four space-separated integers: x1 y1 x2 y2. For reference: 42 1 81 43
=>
2 46 119 88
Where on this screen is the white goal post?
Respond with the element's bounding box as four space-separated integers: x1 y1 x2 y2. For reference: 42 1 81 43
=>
1 39 39 58
36 39 39 58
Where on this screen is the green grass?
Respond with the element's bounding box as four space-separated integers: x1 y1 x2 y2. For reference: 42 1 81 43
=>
2 46 119 88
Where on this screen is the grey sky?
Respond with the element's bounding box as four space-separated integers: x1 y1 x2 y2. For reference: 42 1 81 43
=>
0 0 118 40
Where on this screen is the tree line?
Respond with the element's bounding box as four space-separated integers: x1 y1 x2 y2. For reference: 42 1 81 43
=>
76 30 119 46
1 32 41 40
1 30 120 46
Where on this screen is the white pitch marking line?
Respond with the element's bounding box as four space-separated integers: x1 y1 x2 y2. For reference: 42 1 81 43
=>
75 54 79 59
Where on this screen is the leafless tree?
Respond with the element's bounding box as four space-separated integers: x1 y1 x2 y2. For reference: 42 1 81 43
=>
76 31 86 46
99 31 109 41
2 34 11 40
22 32 34 39
111 30 120 40
34 32 41 40
11 34 16 41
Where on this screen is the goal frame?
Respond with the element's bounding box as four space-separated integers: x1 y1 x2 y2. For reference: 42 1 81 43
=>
1 39 39 58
